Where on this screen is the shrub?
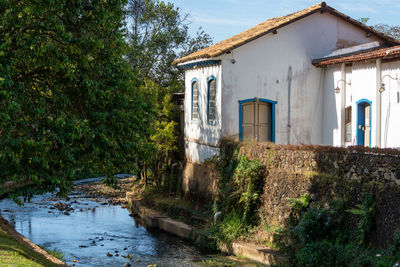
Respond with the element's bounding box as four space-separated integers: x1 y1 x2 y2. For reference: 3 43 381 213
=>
294 206 334 244
346 192 375 245
232 155 265 223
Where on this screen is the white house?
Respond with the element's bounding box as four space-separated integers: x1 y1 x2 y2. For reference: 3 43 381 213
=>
173 2 399 163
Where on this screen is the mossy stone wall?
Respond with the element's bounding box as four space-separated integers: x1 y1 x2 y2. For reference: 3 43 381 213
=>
239 143 400 248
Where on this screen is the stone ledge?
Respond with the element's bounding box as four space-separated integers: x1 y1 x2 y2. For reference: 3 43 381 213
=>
126 192 285 266
228 242 286 266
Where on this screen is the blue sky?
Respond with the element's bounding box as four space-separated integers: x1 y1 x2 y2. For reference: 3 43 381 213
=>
167 0 400 43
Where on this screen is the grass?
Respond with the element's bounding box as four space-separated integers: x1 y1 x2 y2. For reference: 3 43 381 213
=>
38 245 63 261
196 255 263 267
0 227 61 267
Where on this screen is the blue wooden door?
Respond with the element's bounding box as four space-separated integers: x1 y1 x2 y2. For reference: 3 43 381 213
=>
356 100 371 147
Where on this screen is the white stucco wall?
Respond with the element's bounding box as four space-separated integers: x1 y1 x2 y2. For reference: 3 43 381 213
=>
220 12 381 145
323 60 400 149
183 64 222 162
322 66 341 146
182 11 386 162
380 61 400 148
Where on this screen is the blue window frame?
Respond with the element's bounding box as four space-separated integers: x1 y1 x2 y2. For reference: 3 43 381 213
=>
207 76 217 124
191 78 199 120
239 98 277 142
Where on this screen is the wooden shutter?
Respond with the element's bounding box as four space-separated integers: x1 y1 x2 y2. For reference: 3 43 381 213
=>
242 102 255 141
208 79 216 122
192 81 199 119
345 106 352 142
258 102 272 142
364 104 370 147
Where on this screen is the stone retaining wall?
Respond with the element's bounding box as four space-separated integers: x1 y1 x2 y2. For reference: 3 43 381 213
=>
182 142 400 248
240 143 400 248
240 143 400 185
181 161 218 203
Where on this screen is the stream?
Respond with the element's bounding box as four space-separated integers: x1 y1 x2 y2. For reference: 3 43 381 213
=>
0 189 210 266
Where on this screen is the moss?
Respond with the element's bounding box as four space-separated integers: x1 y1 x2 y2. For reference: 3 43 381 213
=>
267 148 275 165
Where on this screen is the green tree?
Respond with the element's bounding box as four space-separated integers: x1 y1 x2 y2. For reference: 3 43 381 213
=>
0 0 153 201
371 24 400 40
125 0 212 190
359 17 400 40
139 79 178 189
125 0 213 88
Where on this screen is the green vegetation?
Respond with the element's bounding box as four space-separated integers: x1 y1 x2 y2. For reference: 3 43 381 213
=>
359 17 400 40
286 193 311 213
196 254 262 266
0 0 154 201
0 228 59 266
196 146 266 251
38 245 63 261
126 0 212 192
193 144 400 267
274 193 400 266
0 0 212 201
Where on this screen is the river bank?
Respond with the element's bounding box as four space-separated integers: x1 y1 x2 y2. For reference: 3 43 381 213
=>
76 176 274 266
74 175 135 205
0 178 210 266
0 214 66 266
0 176 266 266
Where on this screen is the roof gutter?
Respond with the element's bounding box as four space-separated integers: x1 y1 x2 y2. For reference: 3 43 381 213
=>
386 47 400 55
177 60 221 70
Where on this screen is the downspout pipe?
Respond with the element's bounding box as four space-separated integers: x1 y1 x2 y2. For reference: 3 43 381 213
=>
376 58 382 148
287 66 292 144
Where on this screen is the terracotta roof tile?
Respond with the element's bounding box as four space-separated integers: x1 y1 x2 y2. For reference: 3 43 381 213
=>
173 2 398 65
314 45 400 66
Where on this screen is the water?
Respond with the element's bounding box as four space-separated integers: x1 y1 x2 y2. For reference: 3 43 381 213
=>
0 191 207 267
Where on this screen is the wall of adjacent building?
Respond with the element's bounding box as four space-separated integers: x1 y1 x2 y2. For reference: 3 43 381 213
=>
381 61 400 148
323 60 400 148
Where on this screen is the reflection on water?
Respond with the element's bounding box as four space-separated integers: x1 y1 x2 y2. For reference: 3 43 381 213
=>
0 191 206 266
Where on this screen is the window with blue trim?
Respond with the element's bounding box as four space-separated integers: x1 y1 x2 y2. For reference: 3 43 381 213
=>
191 80 199 120
207 77 216 123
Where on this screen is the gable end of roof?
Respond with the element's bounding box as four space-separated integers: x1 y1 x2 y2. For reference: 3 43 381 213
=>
173 2 399 65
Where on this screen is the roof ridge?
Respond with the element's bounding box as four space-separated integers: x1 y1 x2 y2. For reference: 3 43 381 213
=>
264 2 325 22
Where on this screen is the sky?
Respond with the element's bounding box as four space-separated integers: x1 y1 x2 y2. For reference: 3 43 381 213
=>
167 0 400 43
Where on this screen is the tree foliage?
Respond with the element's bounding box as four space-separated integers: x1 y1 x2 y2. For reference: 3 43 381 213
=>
0 0 153 200
371 24 400 40
0 0 213 199
359 17 400 40
125 0 213 190
125 0 213 88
